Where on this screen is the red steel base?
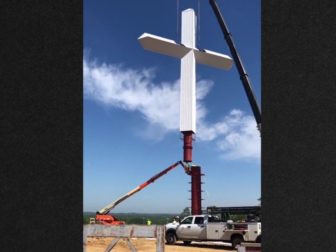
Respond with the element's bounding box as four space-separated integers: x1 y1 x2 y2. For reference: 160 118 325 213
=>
191 166 202 215
182 131 202 215
183 131 193 162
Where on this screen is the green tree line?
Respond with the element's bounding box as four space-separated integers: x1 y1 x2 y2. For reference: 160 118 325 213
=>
83 212 178 225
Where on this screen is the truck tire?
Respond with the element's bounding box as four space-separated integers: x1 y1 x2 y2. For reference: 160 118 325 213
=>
183 241 192 245
256 235 261 243
231 235 244 248
166 232 176 245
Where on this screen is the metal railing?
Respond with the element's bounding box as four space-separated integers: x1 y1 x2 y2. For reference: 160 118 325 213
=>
83 224 165 252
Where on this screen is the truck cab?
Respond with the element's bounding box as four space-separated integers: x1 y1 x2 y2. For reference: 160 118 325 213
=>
175 215 208 240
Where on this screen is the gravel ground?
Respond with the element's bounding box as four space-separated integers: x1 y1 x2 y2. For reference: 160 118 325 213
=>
85 237 235 252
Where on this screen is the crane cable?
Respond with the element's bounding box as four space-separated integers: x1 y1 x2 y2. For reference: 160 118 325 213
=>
176 0 201 47
197 0 201 48
176 0 180 42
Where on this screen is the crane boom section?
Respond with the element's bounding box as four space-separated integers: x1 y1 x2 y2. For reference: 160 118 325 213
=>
98 161 181 215
209 0 261 131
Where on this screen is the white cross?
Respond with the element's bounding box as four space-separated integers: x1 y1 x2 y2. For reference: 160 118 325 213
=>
138 8 233 134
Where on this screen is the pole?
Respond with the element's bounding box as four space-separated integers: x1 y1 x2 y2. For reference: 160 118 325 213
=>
182 132 202 215
191 166 202 215
183 131 193 162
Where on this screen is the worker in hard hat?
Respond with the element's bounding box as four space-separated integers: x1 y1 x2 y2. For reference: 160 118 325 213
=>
172 216 180 224
147 219 152 225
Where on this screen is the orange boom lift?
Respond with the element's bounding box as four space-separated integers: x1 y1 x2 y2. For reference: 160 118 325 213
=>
92 161 189 225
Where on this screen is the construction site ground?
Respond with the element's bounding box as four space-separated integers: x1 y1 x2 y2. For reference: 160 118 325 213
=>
86 237 234 252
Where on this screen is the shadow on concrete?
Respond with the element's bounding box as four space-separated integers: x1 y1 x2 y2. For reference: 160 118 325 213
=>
172 241 235 251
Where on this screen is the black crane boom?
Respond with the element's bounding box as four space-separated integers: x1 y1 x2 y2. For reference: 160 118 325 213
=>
209 0 261 132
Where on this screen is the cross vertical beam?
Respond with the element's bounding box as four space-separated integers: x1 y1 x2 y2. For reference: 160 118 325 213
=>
180 9 196 164
180 9 196 133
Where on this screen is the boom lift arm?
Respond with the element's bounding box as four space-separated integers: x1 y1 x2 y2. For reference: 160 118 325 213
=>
209 0 262 132
95 161 188 224
97 161 183 215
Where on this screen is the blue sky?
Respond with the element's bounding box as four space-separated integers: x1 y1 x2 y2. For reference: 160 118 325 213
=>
84 0 260 213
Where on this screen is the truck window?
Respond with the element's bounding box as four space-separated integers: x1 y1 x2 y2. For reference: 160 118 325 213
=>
181 217 193 224
208 216 221 222
194 217 204 224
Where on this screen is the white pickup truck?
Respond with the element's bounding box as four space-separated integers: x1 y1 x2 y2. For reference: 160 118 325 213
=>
165 214 261 248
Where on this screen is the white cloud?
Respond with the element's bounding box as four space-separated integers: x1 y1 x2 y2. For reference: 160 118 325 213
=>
84 57 260 160
206 110 260 160
84 58 180 130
